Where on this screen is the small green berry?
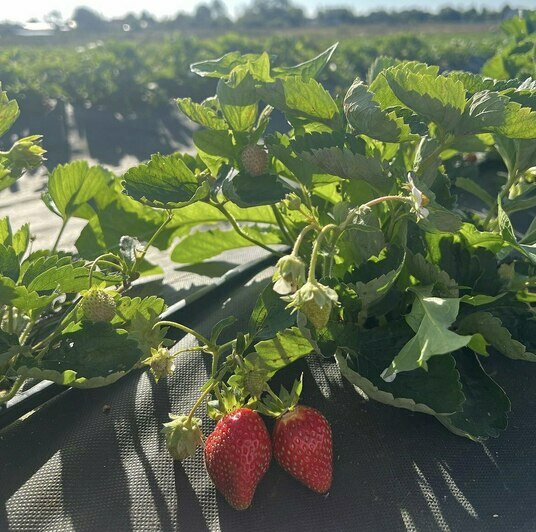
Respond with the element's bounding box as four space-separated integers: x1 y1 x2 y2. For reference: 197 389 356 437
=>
162 414 204 461
284 280 339 330
241 144 269 176
81 289 116 323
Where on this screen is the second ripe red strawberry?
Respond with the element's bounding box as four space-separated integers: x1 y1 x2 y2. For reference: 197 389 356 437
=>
273 405 333 494
204 408 271 510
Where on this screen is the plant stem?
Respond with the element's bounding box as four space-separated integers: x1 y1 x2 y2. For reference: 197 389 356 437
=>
88 253 123 287
187 382 215 422
340 195 410 231
7 308 14 335
154 320 211 347
51 217 69 254
173 346 205 357
271 205 294 245
218 339 236 354
292 224 316 256
0 376 25 405
211 351 220 379
483 169 518 229
308 224 337 282
415 137 452 179
19 318 36 346
215 203 284 256
96 260 124 271
136 210 174 266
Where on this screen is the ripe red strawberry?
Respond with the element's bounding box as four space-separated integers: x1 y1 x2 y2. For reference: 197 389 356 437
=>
240 144 269 176
273 405 332 494
204 408 271 510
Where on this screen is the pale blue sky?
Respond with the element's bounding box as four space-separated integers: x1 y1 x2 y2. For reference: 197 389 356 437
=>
2 0 534 23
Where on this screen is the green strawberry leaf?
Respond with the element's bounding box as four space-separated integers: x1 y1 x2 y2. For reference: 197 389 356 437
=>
193 129 237 175
176 98 228 130
382 288 473 380
222 171 287 207
123 154 209 209
171 226 281 264
258 76 340 127
209 316 238 345
347 245 406 314
497 202 536 265
75 192 172 260
273 43 338 79
0 244 19 282
457 311 536 362
43 161 114 221
329 320 464 415
217 68 258 131
436 350 510 441
12 223 30 258
0 86 20 137
495 101 536 139
249 283 295 341
15 322 143 388
0 274 56 312
406 253 459 298
383 64 466 132
343 79 414 142
112 296 167 356
495 135 536 177
190 51 263 78
455 91 509 136
302 146 391 193
20 254 99 294
250 327 313 371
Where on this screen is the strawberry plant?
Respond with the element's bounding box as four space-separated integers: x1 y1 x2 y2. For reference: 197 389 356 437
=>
1 43 536 510
123 45 535 445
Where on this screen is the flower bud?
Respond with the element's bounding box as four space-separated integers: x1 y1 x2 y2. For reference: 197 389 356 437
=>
162 414 203 461
284 193 302 211
273 254 306 295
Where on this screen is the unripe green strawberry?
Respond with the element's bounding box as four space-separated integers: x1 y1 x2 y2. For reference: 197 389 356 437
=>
204 408 271 510
301 299 333 330
284 280 339 330
240 144 269 176
162 414 203 461
143 346 175 382
81 288 116 322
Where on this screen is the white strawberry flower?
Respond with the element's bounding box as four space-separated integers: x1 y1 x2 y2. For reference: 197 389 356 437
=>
406 172 430 221
273 254 306 295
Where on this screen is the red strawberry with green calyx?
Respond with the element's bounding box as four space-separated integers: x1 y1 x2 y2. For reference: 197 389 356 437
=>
273 405 332 494
204 407 271 510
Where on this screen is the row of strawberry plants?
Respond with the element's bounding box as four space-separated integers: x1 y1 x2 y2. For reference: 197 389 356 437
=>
1 43 535 509
0 29 499 117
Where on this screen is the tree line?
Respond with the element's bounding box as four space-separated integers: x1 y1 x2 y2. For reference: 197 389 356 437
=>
0 0 526 35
